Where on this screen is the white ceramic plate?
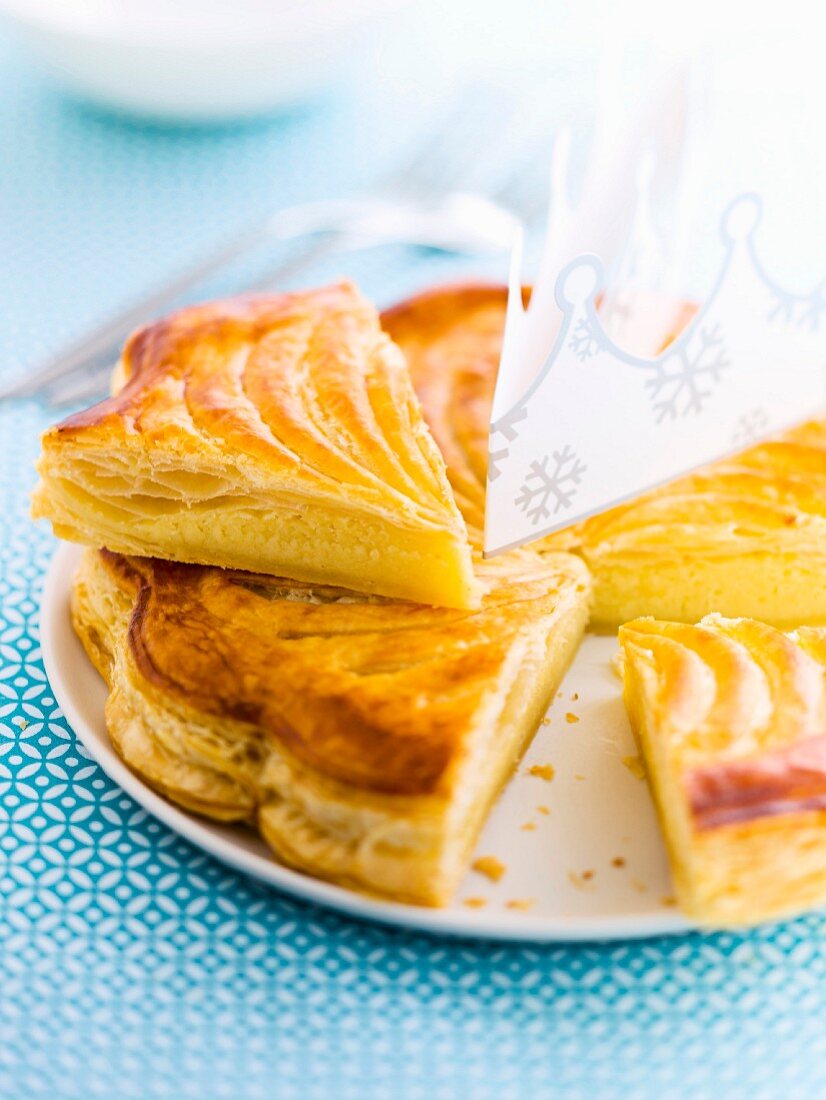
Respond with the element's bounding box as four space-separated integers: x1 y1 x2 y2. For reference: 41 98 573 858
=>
41 543 691 941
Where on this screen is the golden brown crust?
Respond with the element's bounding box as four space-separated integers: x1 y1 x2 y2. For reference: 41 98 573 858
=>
34 282 477 608
386 282 826 626
111 549 586 796
619 614 826 924
73 547 591 904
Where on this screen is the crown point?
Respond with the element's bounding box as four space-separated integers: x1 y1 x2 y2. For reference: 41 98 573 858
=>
555 256 602 310
722 193 762 242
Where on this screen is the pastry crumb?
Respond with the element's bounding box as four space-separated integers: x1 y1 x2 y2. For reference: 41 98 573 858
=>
536 805 550 816
574 774 585 781
660 895 677 908
565 712 579 724
541 716 551 726
622 754 646 780
631 878 648 893
568 871 596 893
12 716 28 730
571 692 579 701
528 764 555 782
463 897 487 909
520 822 537 832
472 855 506 883
611 856 626 869
506 898 536 911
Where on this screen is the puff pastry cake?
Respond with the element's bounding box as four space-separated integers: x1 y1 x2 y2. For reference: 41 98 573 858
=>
72 546 591 906
620 615 826 926
385 284 826 628
33 283 478 609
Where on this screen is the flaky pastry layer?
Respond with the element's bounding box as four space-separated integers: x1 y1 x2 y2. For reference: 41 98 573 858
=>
73 547 591 905
34 282 477 609
620 614 826 926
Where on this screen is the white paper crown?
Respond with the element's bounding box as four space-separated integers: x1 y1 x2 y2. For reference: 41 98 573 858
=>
484 193 826 555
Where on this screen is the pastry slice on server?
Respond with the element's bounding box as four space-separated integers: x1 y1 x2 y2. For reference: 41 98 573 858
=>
33 282 477 608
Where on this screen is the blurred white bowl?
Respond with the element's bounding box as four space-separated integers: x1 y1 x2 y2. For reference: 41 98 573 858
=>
0 0 405 122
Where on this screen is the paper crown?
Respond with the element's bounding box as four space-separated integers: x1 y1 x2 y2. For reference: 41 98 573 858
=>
484 193 826 556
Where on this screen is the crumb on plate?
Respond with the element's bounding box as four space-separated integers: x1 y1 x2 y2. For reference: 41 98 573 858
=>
528 763 555 782
463 897 487 909
565 712 579 724
568 870 597 893
536 805 550 816
506 898 536 911
611 856 626 869
471 855 506 883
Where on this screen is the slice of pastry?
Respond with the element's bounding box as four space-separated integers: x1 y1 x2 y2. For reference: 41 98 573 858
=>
72 546 592 906
384 283 826 628
33 282 478 609
619 614 826 926
550 420 826 629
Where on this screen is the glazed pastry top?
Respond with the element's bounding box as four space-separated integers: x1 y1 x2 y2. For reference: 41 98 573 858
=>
46 281 469 533
620 614 826 829
102 547 590 797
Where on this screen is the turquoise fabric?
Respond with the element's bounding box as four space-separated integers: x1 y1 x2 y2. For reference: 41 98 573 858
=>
1 32 825 1100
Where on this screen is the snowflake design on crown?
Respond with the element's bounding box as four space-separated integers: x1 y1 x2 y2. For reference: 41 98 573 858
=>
488 404 528 481
642 323 730 422
568 316 606 362
514 446 586 525
731 406 770 449
768 281 826 332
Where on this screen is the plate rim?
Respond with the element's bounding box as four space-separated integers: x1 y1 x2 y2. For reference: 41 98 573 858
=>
39 542 691 943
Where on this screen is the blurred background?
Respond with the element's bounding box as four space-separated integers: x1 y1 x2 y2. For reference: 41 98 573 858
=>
0 0 823 400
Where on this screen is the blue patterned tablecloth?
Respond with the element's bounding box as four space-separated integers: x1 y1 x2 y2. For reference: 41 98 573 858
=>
2 29 826 1100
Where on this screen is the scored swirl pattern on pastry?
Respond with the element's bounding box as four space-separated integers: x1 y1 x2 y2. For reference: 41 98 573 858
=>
71 545 591 904
384 284 826 625
65 281 461 524
620 614 826 828
619 611 826 926
34 282 477 607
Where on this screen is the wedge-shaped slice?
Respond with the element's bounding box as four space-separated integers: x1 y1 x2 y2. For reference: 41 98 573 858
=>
72 546 591 906
620 614 826 926
554 421 826 629
33 282 477 608
386 283 826 628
